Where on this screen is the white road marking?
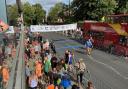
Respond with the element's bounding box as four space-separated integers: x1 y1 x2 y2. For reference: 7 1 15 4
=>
88 55 128 80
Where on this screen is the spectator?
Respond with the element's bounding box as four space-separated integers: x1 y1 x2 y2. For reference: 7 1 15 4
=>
72 84 80 89
47 81 55 89
6 45 11 58
44 56 51 76
60 59 67 71
50 41 56 54
0 66 2 88
25 63 30 86
86 81 94 89
29 72 38 89
2 62 9 88
61 74 71 89
68 51 73 65
51 54 58 69
76 58 86 84
35 60 42 78
65 50 69 64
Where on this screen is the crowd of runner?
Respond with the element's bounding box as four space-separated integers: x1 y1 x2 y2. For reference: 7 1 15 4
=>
0 34 17 89
24 32 94 89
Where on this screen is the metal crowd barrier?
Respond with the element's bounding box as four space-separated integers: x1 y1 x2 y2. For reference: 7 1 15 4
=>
7 28 25 89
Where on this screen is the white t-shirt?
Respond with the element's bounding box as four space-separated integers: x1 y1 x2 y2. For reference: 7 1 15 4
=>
34 45 39 52
7 47 11 55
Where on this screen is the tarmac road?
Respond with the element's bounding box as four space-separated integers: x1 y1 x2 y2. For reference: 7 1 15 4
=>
42 32 128 89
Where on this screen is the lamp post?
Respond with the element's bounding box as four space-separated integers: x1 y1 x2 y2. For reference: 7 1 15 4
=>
16 0 22 14
16 0 24 31
69 0 71 17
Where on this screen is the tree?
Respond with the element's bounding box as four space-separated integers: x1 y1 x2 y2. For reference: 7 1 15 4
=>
47 3 63 23
72 0 117 21
32 4 46 25
7 3 46 26
115 0 128 14
7 4 19 26
23 2 33 25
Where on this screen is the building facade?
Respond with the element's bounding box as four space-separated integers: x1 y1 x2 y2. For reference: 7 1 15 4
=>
0 0 7 23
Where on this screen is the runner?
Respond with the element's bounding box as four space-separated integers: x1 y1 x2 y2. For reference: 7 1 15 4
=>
50 41 56 54
85 38 93 55
25 63 30 87
2 62 9 88
29 72 38 89
75 58 86 84
35 60 42 78
86 81 94 89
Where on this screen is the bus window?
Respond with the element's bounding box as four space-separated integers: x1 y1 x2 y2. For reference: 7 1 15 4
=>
106 15 128 23
89 31 104 40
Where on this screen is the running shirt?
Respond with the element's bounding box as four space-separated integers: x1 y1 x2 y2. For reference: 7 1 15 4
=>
30 79 38 88
68 54 72 65
6 47 11 55
34 45 39 52
2 67 9 82
85 39 93 48
47 84 54 89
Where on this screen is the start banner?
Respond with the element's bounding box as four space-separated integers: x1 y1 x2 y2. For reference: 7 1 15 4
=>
30 23 77 32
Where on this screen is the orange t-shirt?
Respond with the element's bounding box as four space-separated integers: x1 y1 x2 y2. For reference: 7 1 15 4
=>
2 67 9 82
47 84 54 89
35 62 42 77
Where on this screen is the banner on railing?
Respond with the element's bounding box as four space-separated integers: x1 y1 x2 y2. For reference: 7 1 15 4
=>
0 19 9 32
6 26 14 33
30 23 77 32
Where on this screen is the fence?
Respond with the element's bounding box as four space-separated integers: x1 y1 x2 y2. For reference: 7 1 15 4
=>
6 27 25 89
0 33 19 89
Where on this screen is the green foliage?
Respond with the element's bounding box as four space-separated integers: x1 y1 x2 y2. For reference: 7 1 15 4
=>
48 3 63 23
115 0 128 14
7 4 19 25
7 2 46 26
23 3 33 26
32 4 46 25
72 0 117 21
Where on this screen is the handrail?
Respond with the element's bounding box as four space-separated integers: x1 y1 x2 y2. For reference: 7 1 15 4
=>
7 27 25 89
6 39 20 89
14 27 25 89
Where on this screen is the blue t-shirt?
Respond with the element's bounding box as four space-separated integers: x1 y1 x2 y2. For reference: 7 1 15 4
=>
85 39 93 48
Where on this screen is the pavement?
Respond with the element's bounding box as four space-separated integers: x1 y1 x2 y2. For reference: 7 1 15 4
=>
42 32 128 89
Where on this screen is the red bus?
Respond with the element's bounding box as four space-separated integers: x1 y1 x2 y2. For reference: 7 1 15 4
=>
82 14 128 56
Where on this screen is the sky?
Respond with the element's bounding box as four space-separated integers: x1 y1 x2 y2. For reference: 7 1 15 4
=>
6 0 73 13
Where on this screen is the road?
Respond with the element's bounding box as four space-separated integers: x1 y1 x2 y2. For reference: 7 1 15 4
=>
42 32 128 89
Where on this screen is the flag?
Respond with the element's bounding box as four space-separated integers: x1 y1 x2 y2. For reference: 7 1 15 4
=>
0 19 9 32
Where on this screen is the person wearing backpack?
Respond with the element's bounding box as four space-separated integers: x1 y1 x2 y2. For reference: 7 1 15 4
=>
75 58 86 84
